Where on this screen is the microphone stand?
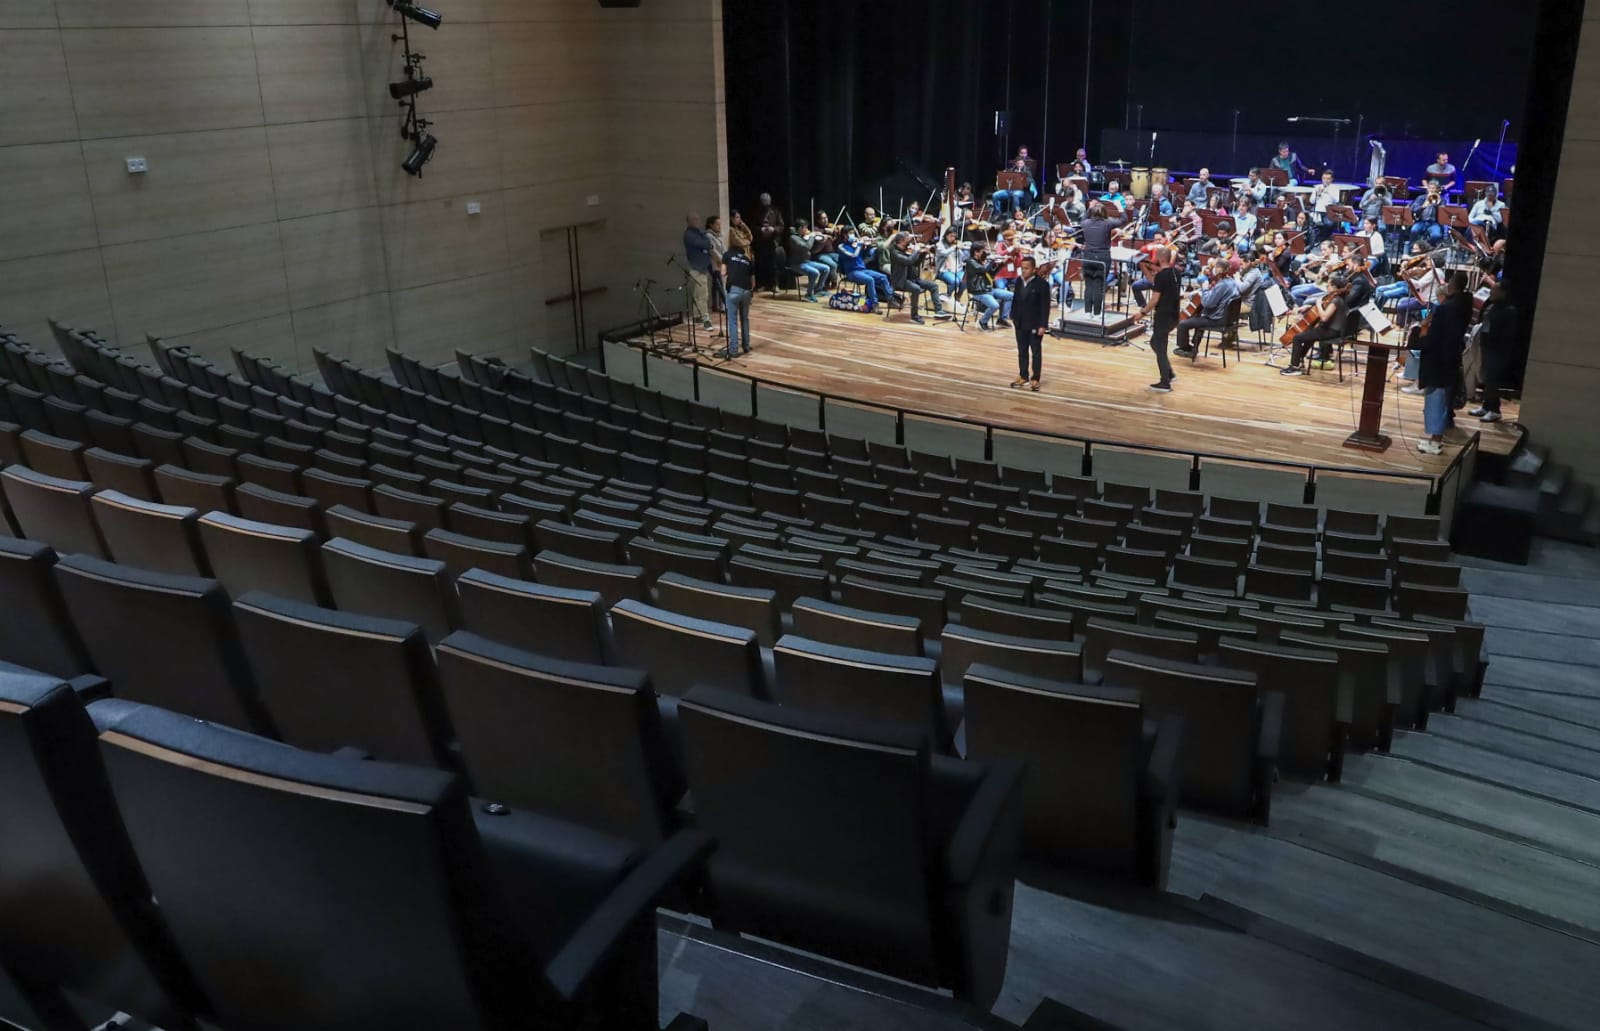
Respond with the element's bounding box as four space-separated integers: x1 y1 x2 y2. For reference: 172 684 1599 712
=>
1494 119 1510 180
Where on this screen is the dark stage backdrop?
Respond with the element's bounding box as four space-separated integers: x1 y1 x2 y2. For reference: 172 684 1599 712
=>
723 0 1539 222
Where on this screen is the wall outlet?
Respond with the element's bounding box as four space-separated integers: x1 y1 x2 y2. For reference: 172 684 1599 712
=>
466 201 481 215
586 194 601 206
125 157 148 174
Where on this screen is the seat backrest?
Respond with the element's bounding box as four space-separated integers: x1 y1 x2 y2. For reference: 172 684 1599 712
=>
53 553 271 733
454 568 607 664
789 596 923 656
677 686 946 989
1217 638 1340 779
92 700 534 1031
0 537 92 677
532 550 647 607
321 537 459 647
609 599 765 699
423 527 533 582
773 635 948 749
939 623 1084 688
1 464 108 558
435 631 681 844
839 575 947 631
197 511 329 606
233 592 452 767
655 572 781 647
0 668 198 1029
1081 616 1199 677
91 490 209 577
1101 650 1258 812
963 663 1145 869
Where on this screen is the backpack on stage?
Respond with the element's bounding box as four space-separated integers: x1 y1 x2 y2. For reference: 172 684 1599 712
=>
829 288 876 313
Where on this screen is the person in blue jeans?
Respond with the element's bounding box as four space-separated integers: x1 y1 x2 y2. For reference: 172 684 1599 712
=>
836 232 894 307
721 248 754 358
964 244 1013 330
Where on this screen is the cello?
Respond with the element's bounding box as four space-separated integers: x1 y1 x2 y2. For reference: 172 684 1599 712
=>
1277 281 1352 346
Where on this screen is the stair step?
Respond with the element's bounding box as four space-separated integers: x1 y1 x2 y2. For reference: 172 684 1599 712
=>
1581 506 1600 546
1539 481 1597 543
1537 462 1572 502
1506 444 1548 487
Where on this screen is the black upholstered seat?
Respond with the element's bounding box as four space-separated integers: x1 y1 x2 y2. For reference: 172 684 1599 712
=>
52 554 272 733
1217 638 1345 781
90 490 210 577
609 599 766 699
790 596 924 656
962 663 1180 887
91 699 710 1031
424 526 534 581
196 511 331 606
1 464 108 558
0 537 92 677
436 631 684 844
654 572 781 647
153 464 236 515
322 537 460 647
233 592 454 766
677 685 1021 1007
1102 650 1281 822
0 667 201 1030
533 550 647 606
1080 616 1199 683
772 635 950 751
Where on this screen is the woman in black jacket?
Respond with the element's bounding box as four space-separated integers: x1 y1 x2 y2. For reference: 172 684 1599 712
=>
1416 271 1472 455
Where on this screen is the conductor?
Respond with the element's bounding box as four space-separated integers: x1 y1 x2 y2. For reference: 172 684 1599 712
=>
1010 256 1052 392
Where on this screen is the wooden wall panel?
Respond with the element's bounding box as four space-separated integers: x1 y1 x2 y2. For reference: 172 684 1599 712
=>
62 28 264 137
255 24 368 125
0 2 59 29
165 313 295 366
102 223 289 340
381 194 510 292
246 0 355 26
0 248 113 347
55 1 250 27
0 30 78 146
265 117 381 220
0 142 98 258
279 206 390 310
391 269 515 365
289 291 394 369
81 127 278 245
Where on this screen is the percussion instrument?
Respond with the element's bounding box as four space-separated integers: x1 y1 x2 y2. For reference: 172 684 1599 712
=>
1130 167 1151 199
1151 167 1169 188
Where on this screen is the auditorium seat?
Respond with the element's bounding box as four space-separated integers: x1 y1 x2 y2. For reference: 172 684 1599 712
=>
423 527 534 581
677 685 1021 1008
1323 548 1392 582
1385 513 1443 542
1338 622 1432 729
940 624 1084 699
961 664 1180 888
628 535 725 583
153 464 236 515
772 635 950 751
1168 553 1241 594
301 467 374 513
1316 572 1392 611
1322 530 1385 555
82 446 159 501
1280 630 1395 751
90 490 210 577
372 483 447 531
533 518 625 564
1324 508 1382 537
654 572 781 647
1102 650 1281 822
230 592 450 766
324 503 422 555
1243 563 1315 604
1081 617 1199 683
435 631 685 844
1397 582 1470 621
959 595 1076 644
52 554 272 733
1185 532 1252 568
234 481 326 537
0 667 202 1030
727 553 829 612
1255 542 1318 575
789 596 925 656
1 465 108 558
1135 592 1226 627
197 512 330 607
610 599 767 701
321 538 459 647
1374 617 1460 713
534 550 647 606
91 698 711 1031
1216 638 1345 781
1035 591 1138 631
1417 613 1488 698
0 538 92 677
19 428 88 480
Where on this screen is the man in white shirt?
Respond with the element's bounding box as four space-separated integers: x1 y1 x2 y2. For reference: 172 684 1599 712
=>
1241 168 1268 206
1074 147 1093 176
1310 170 1340 242
1470 189 1507 241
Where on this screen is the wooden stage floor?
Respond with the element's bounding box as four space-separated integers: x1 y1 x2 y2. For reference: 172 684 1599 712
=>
653 294 1522 479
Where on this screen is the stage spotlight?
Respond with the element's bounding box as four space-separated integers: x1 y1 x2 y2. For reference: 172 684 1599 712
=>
389 75 433 100
402 133 437 177
392 2 443 29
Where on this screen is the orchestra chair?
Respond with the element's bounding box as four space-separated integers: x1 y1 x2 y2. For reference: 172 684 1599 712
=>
232 592 453 768
677 685 1022 1009
1192 297 1244 367
0 667 205 1031
791 596 925 657
1102 650 1282 823
52 554 272 734
92 698 712 1031
435 631 686 846
534 550 648 608
1080 617 1199 684
456 569 607 665
321 538 460 648
197 512 331 607
1 465 109 559
90 491 210 578
772 635 951 753
0 538 94 678
961 663 1180 888
1216 638 1346 781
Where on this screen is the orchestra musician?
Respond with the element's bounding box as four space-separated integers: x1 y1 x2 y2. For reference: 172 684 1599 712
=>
784 220 832 301
1358 216 1387 274
1234 197 1258 252
936 229 970 308
1471 279 1517 423
1057 179 1087 221
1072 147 1093 176
953 182 975 225
1101 180 1128 212
1410 181 1445 246
1280 274 1351 374
1358 180 1391 224
992 147 1037 216
1131 231 1170 308
1187 168 1214 206
1135 246 1180 392
1271 141 1307 185
1309 169 1340 242
1240 168 1269 206
1045 225 1077 309
888 232 946 324
1148 182 1174 220
1424 152 1458 196
836 229 895 308
1469 187 1507 242
1175 258 1240 358
1009 256 1052 391
1290 241 1337 303
965 243 1014 331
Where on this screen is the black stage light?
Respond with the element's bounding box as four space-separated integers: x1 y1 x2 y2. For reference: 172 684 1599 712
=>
402 133 438 177
389 75 433 100
392 2 443 29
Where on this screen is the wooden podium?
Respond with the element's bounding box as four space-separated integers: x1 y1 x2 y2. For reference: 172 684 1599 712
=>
1344 340 1402 452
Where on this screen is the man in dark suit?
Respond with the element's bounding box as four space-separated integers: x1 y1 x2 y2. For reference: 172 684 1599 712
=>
1010 256 1052 391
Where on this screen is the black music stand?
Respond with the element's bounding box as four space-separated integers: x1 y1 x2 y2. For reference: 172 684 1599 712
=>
1380 204 1412 255
1258 205 1286 231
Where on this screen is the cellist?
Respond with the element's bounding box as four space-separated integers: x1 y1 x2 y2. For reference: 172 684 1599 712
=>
1281 275 1352 374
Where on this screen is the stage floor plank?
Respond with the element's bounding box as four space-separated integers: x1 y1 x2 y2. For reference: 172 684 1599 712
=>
645 295 1522 479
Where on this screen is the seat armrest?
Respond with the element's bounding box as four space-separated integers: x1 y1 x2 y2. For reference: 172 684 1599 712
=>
1256 690 1285 762
66 674 111 701
1327 721 1349 783
945 759 1024 887
545 830 715 1002
1142 714 1184 808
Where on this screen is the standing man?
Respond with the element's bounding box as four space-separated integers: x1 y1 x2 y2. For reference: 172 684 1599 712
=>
705 214 727 314
1470 280 1518 423
682 213 717 335
1136 247 1180 392
755 193 785 295
1415 271 1472 453
721 246 755 360
1010 257 1052 391
1175 259 1240 357
1310 169 1340 243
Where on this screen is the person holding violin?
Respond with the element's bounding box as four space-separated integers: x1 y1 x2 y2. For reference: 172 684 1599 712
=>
888 232 944 324
836 229 895 309
965 243 1013 331
1281 275 1351 374
1135 246 1181 392
936 229 970 310
785 221 832 302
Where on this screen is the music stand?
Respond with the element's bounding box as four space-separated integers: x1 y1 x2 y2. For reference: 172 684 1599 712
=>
1259 205 1286 231
996 170 1029 193
1261 167 1289 187
1463 180 1497 202
1328 204 1357 228
1437 205 1470 229
1332 233 1371 257
1205 185 1231 208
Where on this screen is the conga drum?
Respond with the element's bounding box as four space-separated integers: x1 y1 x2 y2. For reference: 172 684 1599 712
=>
1130 167 1151 199
1152 167 1170 188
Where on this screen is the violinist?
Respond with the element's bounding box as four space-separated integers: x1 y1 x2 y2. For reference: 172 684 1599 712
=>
953 182 975 225
1045 225 1077 309
1058 180 1087 221
888 232 943 324
1281 274 1350 374
809 213 841 283
1358 216 1386 273
1288 208 1314 246
785 220 832 301
1410 181 1445 246
1131 231 1170 308
936 229 970 308
1375 244 1430 310
1290 241 1337 303
1265 230 1295 282
836 228 894 308
1174 199 1203 246
993 230 1022 296
859 207 883 241
965 243 1014 331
